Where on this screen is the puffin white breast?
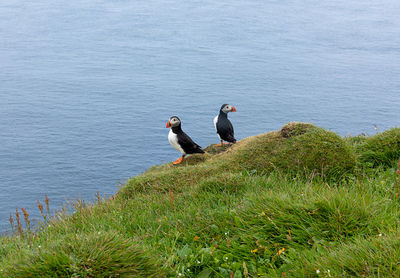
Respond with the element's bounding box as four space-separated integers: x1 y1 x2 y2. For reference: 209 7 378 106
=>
168 129 185 154
214 115 222 140
213 115 218 130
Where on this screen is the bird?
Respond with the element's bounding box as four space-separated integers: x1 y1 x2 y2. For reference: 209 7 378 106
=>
214 104 237 146
166 116 204 164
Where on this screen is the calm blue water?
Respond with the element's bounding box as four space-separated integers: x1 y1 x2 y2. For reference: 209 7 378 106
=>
1 0 399 232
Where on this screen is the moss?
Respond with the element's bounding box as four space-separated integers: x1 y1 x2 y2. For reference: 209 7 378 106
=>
356 128 400 167
203 143 233 154
143 153 211 175
217 124 356 179
180 153 211 165
119 164 216 197
279 128 356 179
280 122 317 138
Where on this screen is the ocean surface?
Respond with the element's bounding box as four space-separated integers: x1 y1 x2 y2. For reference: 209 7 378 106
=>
1 0 399 232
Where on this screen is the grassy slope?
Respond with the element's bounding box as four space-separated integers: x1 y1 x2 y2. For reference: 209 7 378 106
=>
1 123 400 277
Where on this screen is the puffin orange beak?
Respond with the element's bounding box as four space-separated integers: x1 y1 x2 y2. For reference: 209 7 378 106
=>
166 121 171 128
231 106 237 112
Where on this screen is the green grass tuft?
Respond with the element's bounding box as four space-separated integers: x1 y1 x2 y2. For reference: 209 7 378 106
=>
356 128 400 168
1 231 164 278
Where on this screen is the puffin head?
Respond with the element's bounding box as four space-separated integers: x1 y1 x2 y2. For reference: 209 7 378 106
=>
220 104 237 113
166 116 181 128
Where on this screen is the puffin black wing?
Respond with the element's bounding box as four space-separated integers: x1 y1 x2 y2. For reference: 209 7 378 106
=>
178 132 205 154
216 117 236 143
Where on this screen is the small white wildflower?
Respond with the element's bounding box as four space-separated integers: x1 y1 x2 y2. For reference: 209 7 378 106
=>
327 270 330 273
316 269 320 274
48 225 51 228
379 233 382 237
38 245 41 248
224 256 228 261
178 273 183 277
225 232 228 235
98 231 101 235
197 260 201 264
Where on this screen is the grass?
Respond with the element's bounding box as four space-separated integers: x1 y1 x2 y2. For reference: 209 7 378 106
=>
355 128 400 168
0 123 400 277
3 231 164 278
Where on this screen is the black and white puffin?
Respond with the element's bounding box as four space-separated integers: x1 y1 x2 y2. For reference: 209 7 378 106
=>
166 116 204 164
214 104 237 146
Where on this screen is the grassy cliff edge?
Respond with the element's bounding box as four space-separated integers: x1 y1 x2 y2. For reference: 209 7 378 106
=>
1 123 400 277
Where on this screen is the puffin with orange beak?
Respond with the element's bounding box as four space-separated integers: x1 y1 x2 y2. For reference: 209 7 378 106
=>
214 104 237 146
166 116 204 164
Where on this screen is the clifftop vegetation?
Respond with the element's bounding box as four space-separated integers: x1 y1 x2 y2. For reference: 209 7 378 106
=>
1 123 400 277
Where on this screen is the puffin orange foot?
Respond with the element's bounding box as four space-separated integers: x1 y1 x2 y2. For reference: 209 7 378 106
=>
216 140 224 147
216 142 230 147
173 157 184 165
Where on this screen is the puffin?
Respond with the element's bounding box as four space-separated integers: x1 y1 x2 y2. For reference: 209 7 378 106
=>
166 116 204 164
214 104 237 146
